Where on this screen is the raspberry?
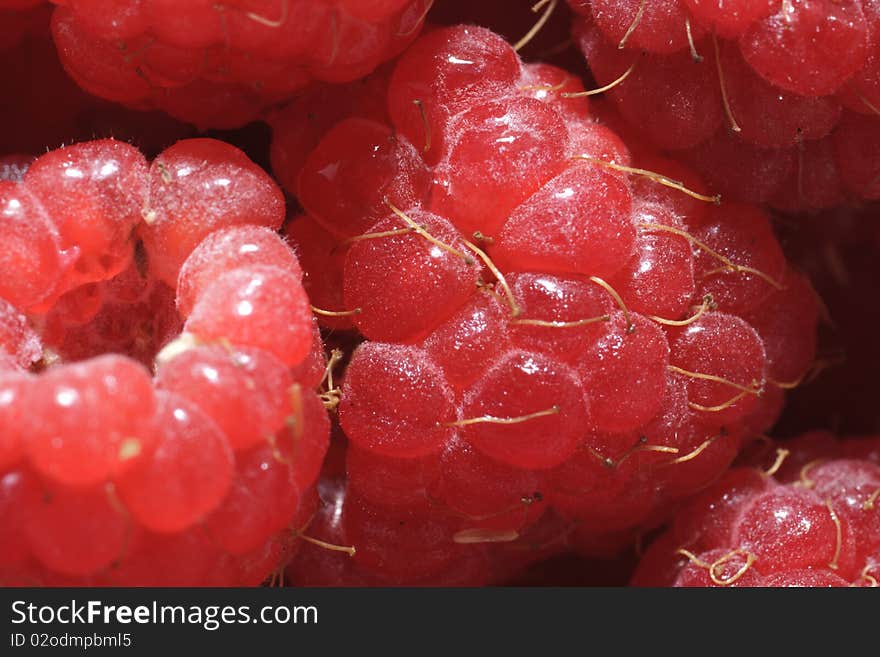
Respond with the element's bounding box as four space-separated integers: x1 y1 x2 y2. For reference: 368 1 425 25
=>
156 344 294 451
298 118 431 239
339 342 456 458
175 224 303 318
269 22 818 584
140 138 285 287
184 265 313 367
633 435 880 586
49 0 432 128
0 137 329 585
739 0 869 97
493 162 635 280
568 0 880 209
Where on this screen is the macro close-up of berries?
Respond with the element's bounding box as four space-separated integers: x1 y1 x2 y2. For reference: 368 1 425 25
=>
1 0 879 591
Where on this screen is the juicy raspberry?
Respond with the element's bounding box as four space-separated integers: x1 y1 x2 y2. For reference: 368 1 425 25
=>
50 0 432 128
272 22 816 584
184 264 313 367
569 0 880 208
0 137 328 586
140 139 286 287
21 355 157 487
633 435 880 587
175 224 303 318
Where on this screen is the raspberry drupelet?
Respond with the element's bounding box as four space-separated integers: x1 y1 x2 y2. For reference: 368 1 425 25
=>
632 433 880 587
48 0 434 129
0 137 330 586
567 0 880 212
273 24 820 584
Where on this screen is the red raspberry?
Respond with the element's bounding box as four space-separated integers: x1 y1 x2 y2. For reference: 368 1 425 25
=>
633 434 880 586
273 24 817 584
568 0 880 210
49 0 432 128
0 137 330 586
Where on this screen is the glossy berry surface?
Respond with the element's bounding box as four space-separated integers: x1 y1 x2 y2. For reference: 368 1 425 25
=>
0 137 329 586
275 21 819 586
633 434 880 587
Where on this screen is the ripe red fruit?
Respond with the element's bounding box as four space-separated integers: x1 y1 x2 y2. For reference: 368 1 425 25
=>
633 435 880 587
140 139 285 287
184 265 313 367
50 0 432 128
339 342 456 458
272 22 817 583
0 137 327 586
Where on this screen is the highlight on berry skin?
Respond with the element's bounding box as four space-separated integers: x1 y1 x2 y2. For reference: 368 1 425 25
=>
1 0 874 590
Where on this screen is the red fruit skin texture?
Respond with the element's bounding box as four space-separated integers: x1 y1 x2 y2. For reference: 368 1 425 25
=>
609 203 696 320
669 313 767 425
343 210 480 342
339 342 457 458
21 355 157 487
691 203 787 314
184 265 313 367
461 350 589 470
589 0 701 54
25 479 129 578
494 162 635 280
507 272 614 363
577 312 670 434
739 0 869 97
140 139 285 287
114 391 234 534
388 25 522 164
346 445 441 509
634 438 880 587
23 139 148 289
175 224 303 318
298 118 431 239
204 441 301 556
156 344 294 451
0 181 64 310
430 97 569 237
718 40 841 149
421 290 511 393
683 0 776 38
283 214 354 331
0 299 41 369
574 20 722 151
